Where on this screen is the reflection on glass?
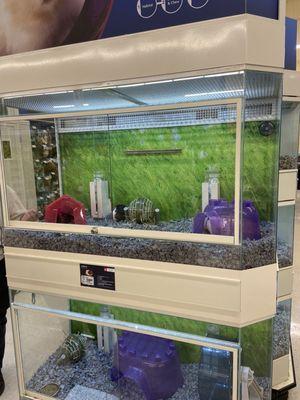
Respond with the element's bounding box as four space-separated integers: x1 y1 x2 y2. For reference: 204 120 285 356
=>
69 299 239 343
20 309 120 399
31 120 60 219
241 119 280 269
16 303 236 400
240 320 273 400
273 300 292 360
1 72 246 116
3 106 238 238
241 71 282 269
280 102 300 170
278 204 295 268
2 140 12 159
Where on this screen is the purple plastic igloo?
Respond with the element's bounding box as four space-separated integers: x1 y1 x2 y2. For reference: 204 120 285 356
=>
111 332 184 400
193 199 261 240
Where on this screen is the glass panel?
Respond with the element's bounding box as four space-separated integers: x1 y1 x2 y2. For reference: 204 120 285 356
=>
273 300 292 360
13 292 279 400
0 72 245 116
280 102 300 170
240 320 273 400
31 120 60 219
198 348 234 400
1 120 39 218
278 204 295 268
13 291 276 400
241 71 282 268
1 104 238 241
11 291 239 343
15 303 237 400
68 299 239 343
18 308 121 399
1 70 284 270
0 71 282 118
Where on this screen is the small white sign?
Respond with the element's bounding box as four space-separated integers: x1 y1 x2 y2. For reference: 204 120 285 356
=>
81 275 95 286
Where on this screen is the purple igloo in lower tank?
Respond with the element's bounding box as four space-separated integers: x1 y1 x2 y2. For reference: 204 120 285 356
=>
193 199 261 240
111 332 184 400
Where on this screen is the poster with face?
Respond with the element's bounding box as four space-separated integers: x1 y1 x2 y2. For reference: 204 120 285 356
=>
0 0 278 57
0 0 114 56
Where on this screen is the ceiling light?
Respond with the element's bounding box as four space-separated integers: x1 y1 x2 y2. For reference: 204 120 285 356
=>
185 89 244 98
4 95 23 100
118 83 145 88
44 90 74 96
145 80 173 85
174 71 244 82
5 90 75 100
205 71 244 78
83 86 117 92
53 104 75 109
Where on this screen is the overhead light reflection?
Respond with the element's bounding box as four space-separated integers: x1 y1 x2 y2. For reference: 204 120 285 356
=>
53 104 75 109
185 89 244 98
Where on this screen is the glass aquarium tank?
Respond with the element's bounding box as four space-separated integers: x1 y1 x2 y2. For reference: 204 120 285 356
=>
0 69 285 400
9 290 276 400
1 70 282 271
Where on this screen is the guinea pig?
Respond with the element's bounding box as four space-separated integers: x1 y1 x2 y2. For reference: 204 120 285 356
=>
113 204 127 222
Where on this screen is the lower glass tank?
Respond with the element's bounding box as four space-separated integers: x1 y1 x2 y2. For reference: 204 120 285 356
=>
10 291 274 400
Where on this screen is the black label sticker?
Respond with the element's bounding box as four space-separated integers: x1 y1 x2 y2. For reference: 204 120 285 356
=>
80 264 116 291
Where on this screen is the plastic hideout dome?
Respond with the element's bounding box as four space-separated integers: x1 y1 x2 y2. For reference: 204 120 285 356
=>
45 195 87 225
111 332 184 400
193 199 261 240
